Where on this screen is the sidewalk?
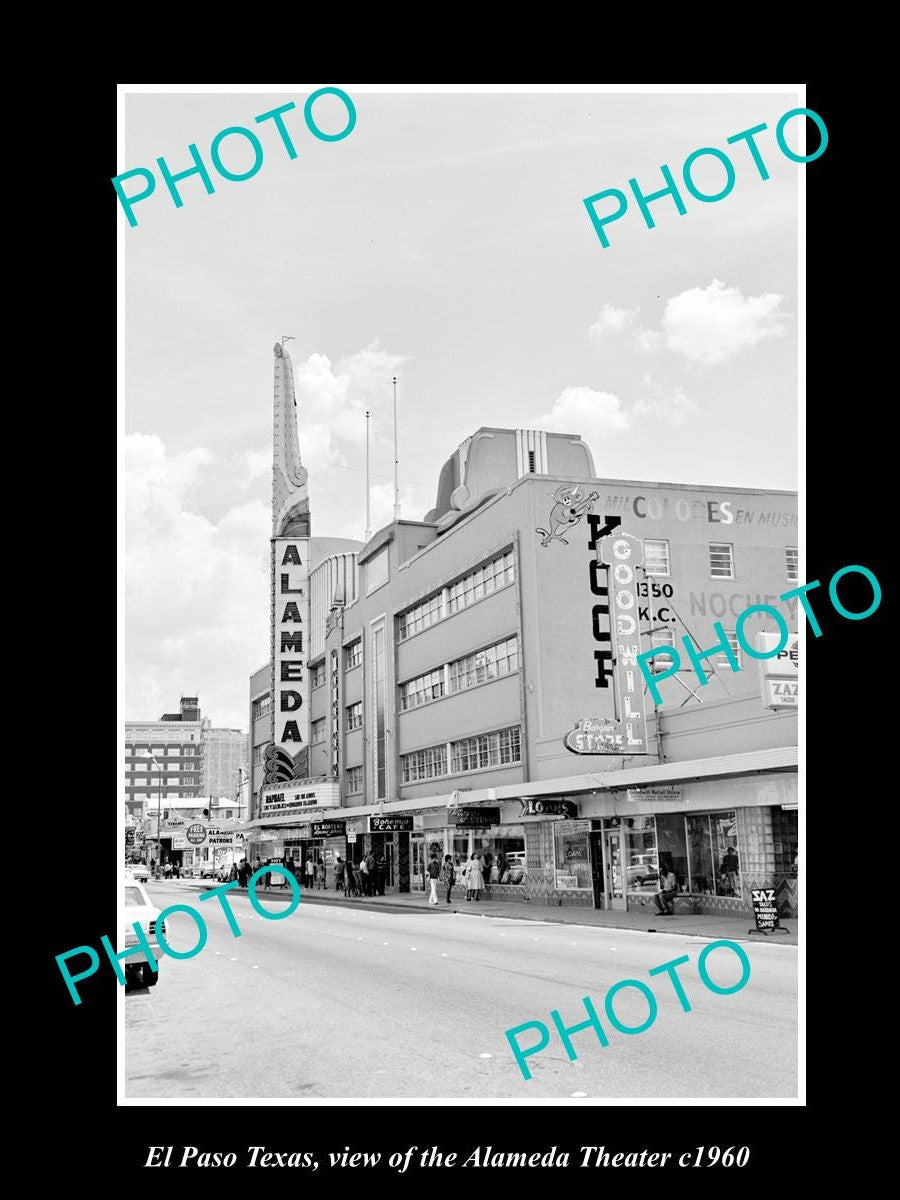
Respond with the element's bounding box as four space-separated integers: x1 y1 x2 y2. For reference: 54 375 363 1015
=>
187 880 796 945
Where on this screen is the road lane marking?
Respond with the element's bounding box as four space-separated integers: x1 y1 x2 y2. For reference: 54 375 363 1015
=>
479 1053 492 1059
571 1091 589 1097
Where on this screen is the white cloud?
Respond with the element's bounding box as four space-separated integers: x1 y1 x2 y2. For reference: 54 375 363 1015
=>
588 303 637 343
124 434 270 730
534 386 631 444
296 341 410 459
631 374 697 424
660 279 786 366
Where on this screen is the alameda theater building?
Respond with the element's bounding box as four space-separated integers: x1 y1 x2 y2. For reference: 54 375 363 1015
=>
246 344 799 920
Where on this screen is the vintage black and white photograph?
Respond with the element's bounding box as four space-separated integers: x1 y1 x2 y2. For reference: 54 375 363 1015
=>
115 84 803 1103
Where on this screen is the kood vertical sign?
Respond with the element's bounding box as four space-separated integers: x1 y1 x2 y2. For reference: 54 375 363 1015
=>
599 531 649 753
272 538 310 755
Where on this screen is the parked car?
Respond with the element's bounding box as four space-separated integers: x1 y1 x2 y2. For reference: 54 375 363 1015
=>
199 863 220 879
123 881 166 990
127 862 150 882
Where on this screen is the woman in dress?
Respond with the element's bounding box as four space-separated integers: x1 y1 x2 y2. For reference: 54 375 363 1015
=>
466 853 485 902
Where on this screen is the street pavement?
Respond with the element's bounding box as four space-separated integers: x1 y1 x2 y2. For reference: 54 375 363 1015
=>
124 882 798 1100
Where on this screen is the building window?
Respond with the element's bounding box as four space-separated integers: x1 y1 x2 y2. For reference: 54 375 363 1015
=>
311 661 326 689
708 542 734 579
399 668 445 711
252 744 266 765
400 744 449 784
345 765 363 795
252 694 272 721
344 639 362 671
450 726 522 775
527 449 536 473
643 538 670 577
648 628 677 674
785 547 798 583
449 636 519 693
398 592 445 641
717 630 742 670
366 546 390 595
346 701 363 731
311 719 326 745
448 550 516 615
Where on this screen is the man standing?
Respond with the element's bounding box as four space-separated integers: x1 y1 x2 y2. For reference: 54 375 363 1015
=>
655 864 679 915
426 853 441 904
365 850 377 897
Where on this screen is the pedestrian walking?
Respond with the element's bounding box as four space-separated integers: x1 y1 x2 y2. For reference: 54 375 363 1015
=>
360 855 371 896
426 853 441 904
334 856 345 892
439 854 455 904
352 860 363 897
316 861 326 889
465 853 484 901
654 864 679 915
305 858 315 889
344 859 357 898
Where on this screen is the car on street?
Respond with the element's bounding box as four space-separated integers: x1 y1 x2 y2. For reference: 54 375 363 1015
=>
123 881 166 990
127 862 150 882
199 863 220 879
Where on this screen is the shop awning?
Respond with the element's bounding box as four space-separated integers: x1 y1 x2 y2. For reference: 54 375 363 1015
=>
245 745 797 827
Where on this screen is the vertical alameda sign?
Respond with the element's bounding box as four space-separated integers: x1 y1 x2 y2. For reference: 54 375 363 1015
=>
599 531 649 753
272 538 310 756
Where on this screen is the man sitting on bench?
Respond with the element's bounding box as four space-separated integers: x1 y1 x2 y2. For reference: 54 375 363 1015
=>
655 864 679 915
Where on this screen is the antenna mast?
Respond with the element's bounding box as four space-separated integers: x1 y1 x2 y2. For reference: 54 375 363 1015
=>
392 376 400 521
365 409 372 543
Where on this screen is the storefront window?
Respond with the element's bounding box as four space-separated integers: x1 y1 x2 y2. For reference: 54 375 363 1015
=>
655 812 688 889
710 811 740 897
686 814 714 894
474 825 526 883
554 823 591 890
625 816 658 893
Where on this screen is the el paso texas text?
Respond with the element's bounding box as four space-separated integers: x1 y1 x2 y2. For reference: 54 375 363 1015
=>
147 1145 751 1170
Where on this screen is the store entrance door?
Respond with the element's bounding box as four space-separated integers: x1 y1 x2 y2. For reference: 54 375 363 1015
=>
603 830 626 910
410 835 426 893
398 833 410 893
590 832 605 908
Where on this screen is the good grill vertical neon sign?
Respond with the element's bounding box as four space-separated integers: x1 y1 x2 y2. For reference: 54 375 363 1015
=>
599 531 649 753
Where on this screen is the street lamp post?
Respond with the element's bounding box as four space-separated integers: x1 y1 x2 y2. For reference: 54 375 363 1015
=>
150 754 163 875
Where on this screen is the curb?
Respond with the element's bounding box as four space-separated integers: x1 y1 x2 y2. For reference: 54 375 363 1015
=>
189 885 796 944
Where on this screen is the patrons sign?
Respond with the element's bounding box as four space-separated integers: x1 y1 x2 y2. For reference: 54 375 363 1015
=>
758 631 798 710
368 815 414 833
751 887 779 932
519 798 578 819
448 806 500 828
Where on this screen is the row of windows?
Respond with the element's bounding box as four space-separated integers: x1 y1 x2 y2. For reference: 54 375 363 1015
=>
398 636 519 711
400 726 522 784
642 540 798 583
125 744 199 756
126 774 200 785
398 550 516 641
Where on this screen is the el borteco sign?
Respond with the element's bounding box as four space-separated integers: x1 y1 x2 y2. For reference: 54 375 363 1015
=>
447 807 500 828
271 538 310 758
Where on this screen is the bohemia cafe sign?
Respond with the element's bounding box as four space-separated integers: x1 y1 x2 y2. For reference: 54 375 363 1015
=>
273 539 310 753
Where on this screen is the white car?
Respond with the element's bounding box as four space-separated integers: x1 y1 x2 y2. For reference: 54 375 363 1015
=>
127 862 150 882
123 880 166 990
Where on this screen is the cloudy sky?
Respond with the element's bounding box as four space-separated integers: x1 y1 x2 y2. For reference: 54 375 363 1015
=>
120 86 800 730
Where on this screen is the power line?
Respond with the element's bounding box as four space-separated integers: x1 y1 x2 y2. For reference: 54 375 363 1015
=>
305 458 430 489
